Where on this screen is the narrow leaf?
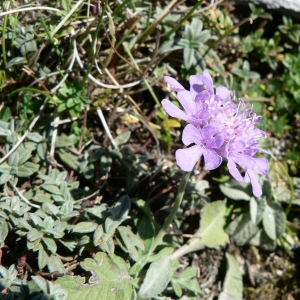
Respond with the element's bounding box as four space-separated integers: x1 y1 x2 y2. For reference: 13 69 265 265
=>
138 256 173 299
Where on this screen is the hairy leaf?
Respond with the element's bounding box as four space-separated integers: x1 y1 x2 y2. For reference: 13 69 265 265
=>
138 256 173 299
219 253 243 300
56 252 132 300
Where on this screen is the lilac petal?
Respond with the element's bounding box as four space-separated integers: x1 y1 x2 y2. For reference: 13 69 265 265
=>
233 154 256 170
195 91 211 103
164 76 185 92
227 159 244 181
230 140 246 152
216 86 230 101
182 124 201 146
177 90 196 116
189 75 204 94
254 158 269 175
202 70 213 93
203 149 223 170
175 145 203 172
210 135 224 149
161 99 188 121
246 169 262 197
201 125 218 140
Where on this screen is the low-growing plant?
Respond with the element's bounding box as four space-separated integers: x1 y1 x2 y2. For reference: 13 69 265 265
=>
0 1 300 299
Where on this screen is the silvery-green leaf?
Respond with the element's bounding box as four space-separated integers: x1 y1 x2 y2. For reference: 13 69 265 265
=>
138 256 173 299
73 222 98 234
262 201 286 240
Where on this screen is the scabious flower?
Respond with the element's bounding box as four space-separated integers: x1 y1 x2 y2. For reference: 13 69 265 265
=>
162 70 269 197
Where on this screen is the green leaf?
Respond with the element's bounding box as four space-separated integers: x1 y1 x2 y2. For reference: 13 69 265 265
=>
180 200 229 256
58 150 78 170
114 131 131 146
137 256 173 299
116 226 144 261
226 212 259 246
18 148 33 165
42 184 62 195
183 47 196 70
27 132 44 143
0 222 8 244
250 196 266 225
137 215 155 254
37 142 47 159
197 200 229 248
27 228 43 242
262 201 286 240
48 255 65 273
13 165 34 177
56 135 74 147
171 267 203 297
0 165 12 174
100 154 112 174
23 161 39 173
218 253 243 300
249 228 277 251
220 180 252 201
56 252 132 300
111 195 131 220
8 152 19 167
32 275 68 299
72 222 98 233
0 173 12 184
42 237 57 254
38 246 50 269
6 56 28 68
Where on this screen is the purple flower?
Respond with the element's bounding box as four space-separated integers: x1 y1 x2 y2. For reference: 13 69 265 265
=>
176 124 224 171
220 140 269 197
162 69 269 197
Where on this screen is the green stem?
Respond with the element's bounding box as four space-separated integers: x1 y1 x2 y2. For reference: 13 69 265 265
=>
150 171 191 254
39 12 63 61
132 172 190 278
83 0 109 84
2 13 8 67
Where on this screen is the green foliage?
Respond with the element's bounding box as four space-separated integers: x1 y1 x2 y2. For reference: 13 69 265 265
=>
57 252 132 300
0 0 300 299
159 18 211 70
219 253 243 300
231 59 260 91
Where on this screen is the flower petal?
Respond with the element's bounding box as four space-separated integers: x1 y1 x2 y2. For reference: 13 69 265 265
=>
201 125 218 140
227 158 244 181
201 70 213 94
177 90 196 116
175 145 203 172
161 99 188 121
164 76 185 92
254 158 269 175
210 135 224 149
182 124 201 146
216 86 230 101
203 149 223 170
246 169 262 197
189 75 204 94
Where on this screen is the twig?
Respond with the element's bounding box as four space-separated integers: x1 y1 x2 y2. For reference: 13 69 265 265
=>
8 181 40 209
73 41 141 89
50 0 85 38
0 100 48 165
49 40 77 93
49 109 59 174
0 6 60 17
96 108 119 150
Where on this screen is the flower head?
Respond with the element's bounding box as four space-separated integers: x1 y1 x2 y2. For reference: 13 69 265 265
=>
162 70 269 197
